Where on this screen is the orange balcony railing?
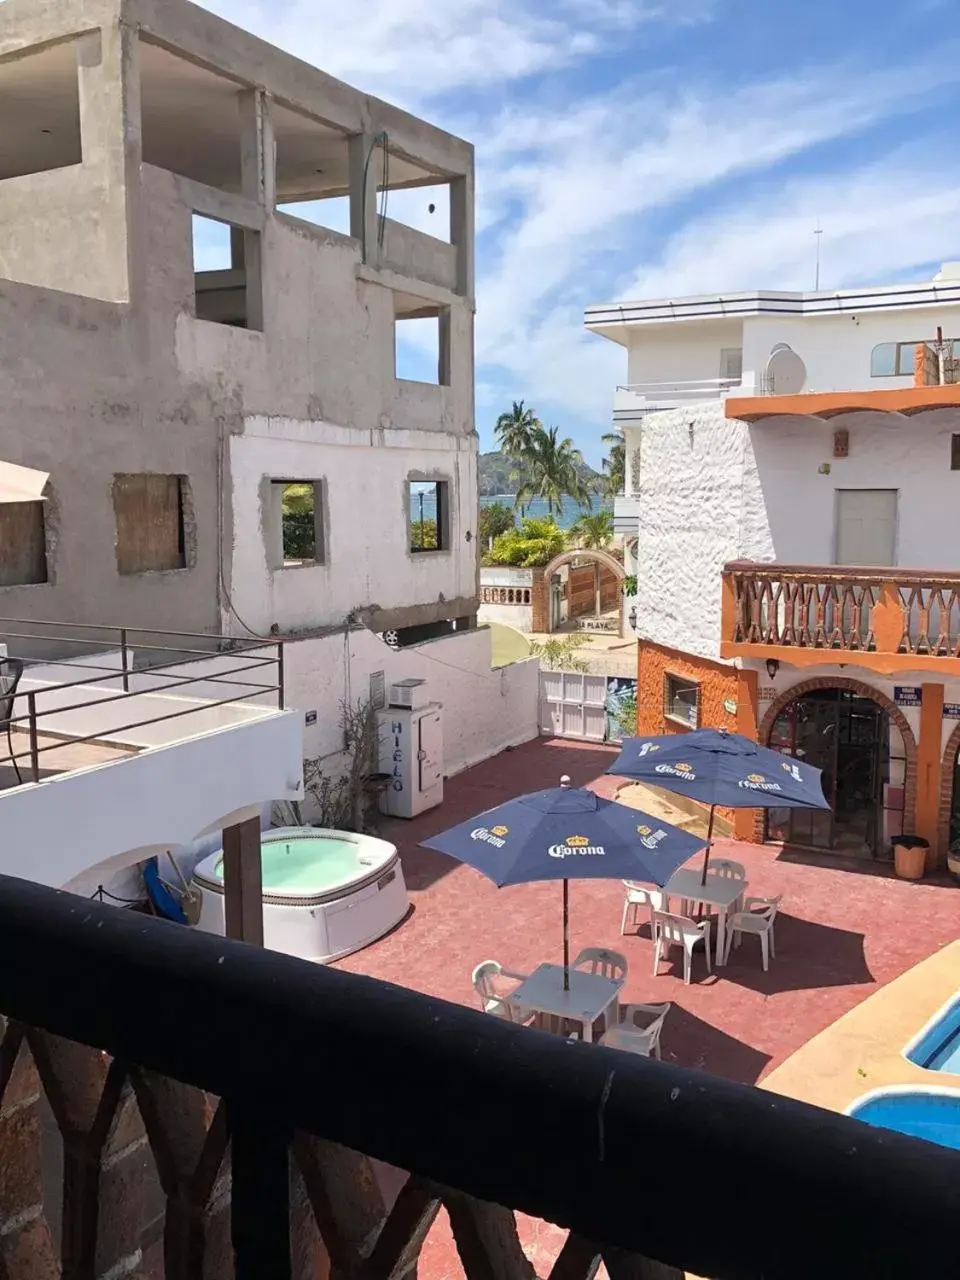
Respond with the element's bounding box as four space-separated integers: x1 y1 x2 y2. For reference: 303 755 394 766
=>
721 561 960 671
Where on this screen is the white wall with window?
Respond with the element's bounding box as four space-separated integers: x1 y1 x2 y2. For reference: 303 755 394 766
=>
626 320 744 388
226 416 478 635
633 400 960 661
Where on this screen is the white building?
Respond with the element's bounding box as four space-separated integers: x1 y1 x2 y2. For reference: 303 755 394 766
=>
586 264 960 868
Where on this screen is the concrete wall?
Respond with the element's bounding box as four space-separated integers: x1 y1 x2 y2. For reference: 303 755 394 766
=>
626 320 743 386
634 401 960 661
0 3 477 642
478 567 534 630
118 625 540 779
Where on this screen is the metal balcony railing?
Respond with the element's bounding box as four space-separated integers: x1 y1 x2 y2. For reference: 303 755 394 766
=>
0 617 284 784
0 874 956 1279
722 562 960 657
615 378 741 414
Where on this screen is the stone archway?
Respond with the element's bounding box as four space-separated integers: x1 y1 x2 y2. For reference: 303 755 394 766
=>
540 548 626 637
756 675 918 845
938 719 960 855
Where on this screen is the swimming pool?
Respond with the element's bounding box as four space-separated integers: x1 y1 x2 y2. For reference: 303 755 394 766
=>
905 993 960 1073
848 1087 960 1152
192 826 409 963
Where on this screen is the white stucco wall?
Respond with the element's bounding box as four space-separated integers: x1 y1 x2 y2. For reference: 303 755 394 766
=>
478 567 534 631
227 417 478 634
634 402 960 661
122 625 540 780
626 320 744 386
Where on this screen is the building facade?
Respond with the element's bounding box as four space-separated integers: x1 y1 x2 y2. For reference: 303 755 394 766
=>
588 268 960 866
0 0 478 644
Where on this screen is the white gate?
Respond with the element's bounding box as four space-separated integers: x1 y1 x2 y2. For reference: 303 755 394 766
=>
539 670 607 741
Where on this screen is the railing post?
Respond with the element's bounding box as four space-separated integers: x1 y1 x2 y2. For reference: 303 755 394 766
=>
27 692 39 782
870 581 903 653
277 640 285 710
229 1102 292 1280
120 627 129 692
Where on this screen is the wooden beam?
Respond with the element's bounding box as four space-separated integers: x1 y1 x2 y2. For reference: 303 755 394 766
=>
222 817 263 946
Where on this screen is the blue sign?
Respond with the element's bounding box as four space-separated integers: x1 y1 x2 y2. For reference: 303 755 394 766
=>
894 686 922 707
945 704 960 719
304 710 317 725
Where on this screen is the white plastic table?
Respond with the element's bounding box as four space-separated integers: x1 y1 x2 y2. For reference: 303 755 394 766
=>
507 963 623 1043
664 868 747 967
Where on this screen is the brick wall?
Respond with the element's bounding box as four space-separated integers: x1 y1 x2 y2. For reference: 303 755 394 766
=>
914 342 940 387
531 568 549 632
938 719 960 861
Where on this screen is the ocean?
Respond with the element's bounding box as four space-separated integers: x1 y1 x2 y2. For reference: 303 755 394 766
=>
409 491 610 532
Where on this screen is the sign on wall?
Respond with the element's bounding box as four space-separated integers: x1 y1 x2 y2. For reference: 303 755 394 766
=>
894 686 922 707
944 704 960 719
604 677 638 743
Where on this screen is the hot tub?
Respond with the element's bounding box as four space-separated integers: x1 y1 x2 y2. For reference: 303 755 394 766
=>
192 827 409 963
847 1087 960 1153
905 993 960 1073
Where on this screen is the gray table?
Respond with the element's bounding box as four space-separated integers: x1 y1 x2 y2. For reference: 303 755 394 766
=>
664 868 747 966
508 962 623 1042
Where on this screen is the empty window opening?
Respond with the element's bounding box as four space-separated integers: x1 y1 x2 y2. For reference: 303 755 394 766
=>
139 40 242 190
113 474 191 575
380 181 452 243
952 435 960 471
192 215 262 330
395 297 450 385
270 481 324 568
273 104 352 235
0 43 82 181
0 502 48 587
409 481 449 554
664 674 700 729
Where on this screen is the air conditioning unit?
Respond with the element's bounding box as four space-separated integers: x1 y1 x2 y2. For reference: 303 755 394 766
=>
388 678 428 710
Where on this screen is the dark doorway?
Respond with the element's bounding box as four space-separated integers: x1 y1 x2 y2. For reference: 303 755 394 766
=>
765 688 905 859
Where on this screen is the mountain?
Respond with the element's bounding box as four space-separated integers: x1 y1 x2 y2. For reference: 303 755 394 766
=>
478 450 601 497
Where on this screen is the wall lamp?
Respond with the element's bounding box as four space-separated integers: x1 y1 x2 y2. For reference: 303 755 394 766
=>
766 659 780 680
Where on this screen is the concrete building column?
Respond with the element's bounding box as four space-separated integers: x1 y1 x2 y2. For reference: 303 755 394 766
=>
349 133 380 261
449 169 475 301
916 682 944 867
75 21 142 303
734 667 759 841
239 89 275 208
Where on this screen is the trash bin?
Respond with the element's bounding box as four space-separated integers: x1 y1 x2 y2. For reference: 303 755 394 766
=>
890 834 929 881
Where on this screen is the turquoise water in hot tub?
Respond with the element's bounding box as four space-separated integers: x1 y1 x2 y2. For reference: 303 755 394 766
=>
907 995 960 1073
209 836 367 895
849 1090 960 1152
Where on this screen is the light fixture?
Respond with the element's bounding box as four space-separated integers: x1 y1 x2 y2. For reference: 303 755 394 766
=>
766 658 780 680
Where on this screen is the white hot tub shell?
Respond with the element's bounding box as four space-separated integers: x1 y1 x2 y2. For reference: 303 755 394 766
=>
192 826 409 963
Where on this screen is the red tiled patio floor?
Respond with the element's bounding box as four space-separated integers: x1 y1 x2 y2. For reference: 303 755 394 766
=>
335 736 960 1277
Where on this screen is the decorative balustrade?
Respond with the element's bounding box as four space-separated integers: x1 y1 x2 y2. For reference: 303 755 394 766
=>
723 562 960 660
480 586 532 606
0 874 958 1278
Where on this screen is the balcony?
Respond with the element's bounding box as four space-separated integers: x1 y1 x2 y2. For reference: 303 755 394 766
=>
721 562 960 674
0 617 302 890
613 493 640 535
614 378 741 425
0 873 956 1280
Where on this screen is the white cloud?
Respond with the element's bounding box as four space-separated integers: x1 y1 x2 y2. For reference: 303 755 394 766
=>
199 0 710 105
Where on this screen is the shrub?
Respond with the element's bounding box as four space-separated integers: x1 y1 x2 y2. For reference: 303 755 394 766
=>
488 516 567 567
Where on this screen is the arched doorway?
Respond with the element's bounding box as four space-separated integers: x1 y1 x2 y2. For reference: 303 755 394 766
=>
541 548 626 638
939 720 960 854
759 680 916 859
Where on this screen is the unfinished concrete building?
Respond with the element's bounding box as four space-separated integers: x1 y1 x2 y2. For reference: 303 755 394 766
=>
0 0 478 643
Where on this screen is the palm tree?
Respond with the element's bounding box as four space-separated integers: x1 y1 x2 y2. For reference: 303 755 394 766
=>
599 430 626 498
514 424 593 518
570 510 614 549
494 400 541 458
569 509 615 623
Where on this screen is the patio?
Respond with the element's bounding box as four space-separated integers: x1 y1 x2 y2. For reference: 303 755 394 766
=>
336 736 960 1277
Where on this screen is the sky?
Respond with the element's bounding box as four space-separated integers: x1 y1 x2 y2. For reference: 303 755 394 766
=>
195 0 960 466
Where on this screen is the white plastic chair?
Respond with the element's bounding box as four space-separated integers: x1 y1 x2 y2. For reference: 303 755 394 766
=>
620 881 669 936
651 910 712 985
724 896 782 971
572 947 628 983
471 960 534 1024
600 1002 671 1059
711 859 747 912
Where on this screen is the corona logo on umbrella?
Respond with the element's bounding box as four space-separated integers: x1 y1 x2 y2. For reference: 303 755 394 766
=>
470 826 509 848
636 824 669 850
548 834 606 859
654 761 698 779
738 772 783 793
491 825 509 837
781 760 803 782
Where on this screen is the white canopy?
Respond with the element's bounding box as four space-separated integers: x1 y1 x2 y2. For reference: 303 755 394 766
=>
0 461 48 504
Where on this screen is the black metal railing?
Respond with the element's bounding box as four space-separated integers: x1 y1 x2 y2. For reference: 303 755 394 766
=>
0 618 284 783
0 875 957 1279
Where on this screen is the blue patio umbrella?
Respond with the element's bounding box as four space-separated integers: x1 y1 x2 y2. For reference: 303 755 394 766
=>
421 777 704 989
607 728 830 882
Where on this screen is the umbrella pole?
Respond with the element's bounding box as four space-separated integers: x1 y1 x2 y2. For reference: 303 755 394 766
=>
701 805 716 885
562 878 570 991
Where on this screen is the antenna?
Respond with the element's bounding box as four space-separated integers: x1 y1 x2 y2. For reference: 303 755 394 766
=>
813 222 824 291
